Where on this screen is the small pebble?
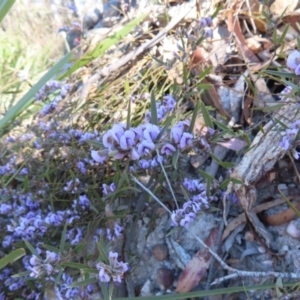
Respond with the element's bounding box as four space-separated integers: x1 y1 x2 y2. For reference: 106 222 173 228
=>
152 244 168 261
156 268 174 290
244 231 254 242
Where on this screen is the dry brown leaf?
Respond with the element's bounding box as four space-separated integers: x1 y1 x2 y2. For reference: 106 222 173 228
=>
227 9 260 64
202 77 230 119
242 93 253 125
222 197 295 241
176 228 218 293
282 12 300 33
270 0 300 16
259 199 300 226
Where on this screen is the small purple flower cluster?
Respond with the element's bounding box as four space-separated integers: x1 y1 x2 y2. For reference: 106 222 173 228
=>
171 178 210 227
279 120 300 159
59 272 95 298
102 183 117 196
144 95 176 122
197 16 213 39
90 95 195 169
96 251 128 283
0 155 16 176
279 85 293 102
29 251 60 279
34 80 70 116
287 50 300 75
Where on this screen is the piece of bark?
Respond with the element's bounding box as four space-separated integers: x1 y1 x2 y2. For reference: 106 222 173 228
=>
226 103 300 248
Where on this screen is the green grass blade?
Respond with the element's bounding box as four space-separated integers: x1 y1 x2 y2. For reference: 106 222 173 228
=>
199 100 213 128
59 222 68 255
58 13 147 79
23 239 41 259
0 0 16 23
0 52 72 134
0 248 25 270
150 89 158 125
113 282 295 300
188 99 200 133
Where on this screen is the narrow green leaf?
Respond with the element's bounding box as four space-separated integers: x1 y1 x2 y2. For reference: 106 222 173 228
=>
0 0 16 23
86 139 103 148
220 177 243 190
59 222 68 255
278 24 289 45
114 282 295 300
150 89 158 125
0 248 25 270
23 239 41 259
172 149 180 170
11 271 31 278
100 282 110 299
42 245 60 253
58 14 147 79
126 97 131 130
213 119 234 134
264 70 298 79
209 152 234 168
69 277 98 288
157 115 174 140
188 100 200 133
60 262 91 270
278 189 300 218
198 66 213 82
199 100 213 128
198 169 214 181
0 52 72 134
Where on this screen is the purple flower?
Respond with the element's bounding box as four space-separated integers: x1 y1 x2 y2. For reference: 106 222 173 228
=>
78 194 90 209
280 85 293 102
91 150 107 164
171 209 195 227
157 104 167 121
170 124 184 144
143 124 160 142
77 161 87 173
292 120 300 129
6 136 15 143
137 140 155 156
102 183 116 196
20 168 28 175
120 129 136 150
2 236 13 248
161 143 176 156
287 50 300 75
0 203 12 214
286 128 298 139
103 124 125 149
139 159 150 169
292 148 300 159
163 95 176 111
64 178 80 193
279 136 291 150
179 132 193 149
204 28 213 39
45 251 60 264
96 251 128 283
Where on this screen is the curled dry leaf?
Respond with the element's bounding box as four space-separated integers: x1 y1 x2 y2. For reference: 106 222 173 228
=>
259 198 300 226
176 228 218 293
222 196 300 241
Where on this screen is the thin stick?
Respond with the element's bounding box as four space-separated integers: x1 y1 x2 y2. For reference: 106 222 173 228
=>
132 177 300 285
156 149 179 209
131 175 172 214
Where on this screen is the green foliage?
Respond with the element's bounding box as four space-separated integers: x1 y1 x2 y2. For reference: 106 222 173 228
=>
0 0 15 23
0 248 25 270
